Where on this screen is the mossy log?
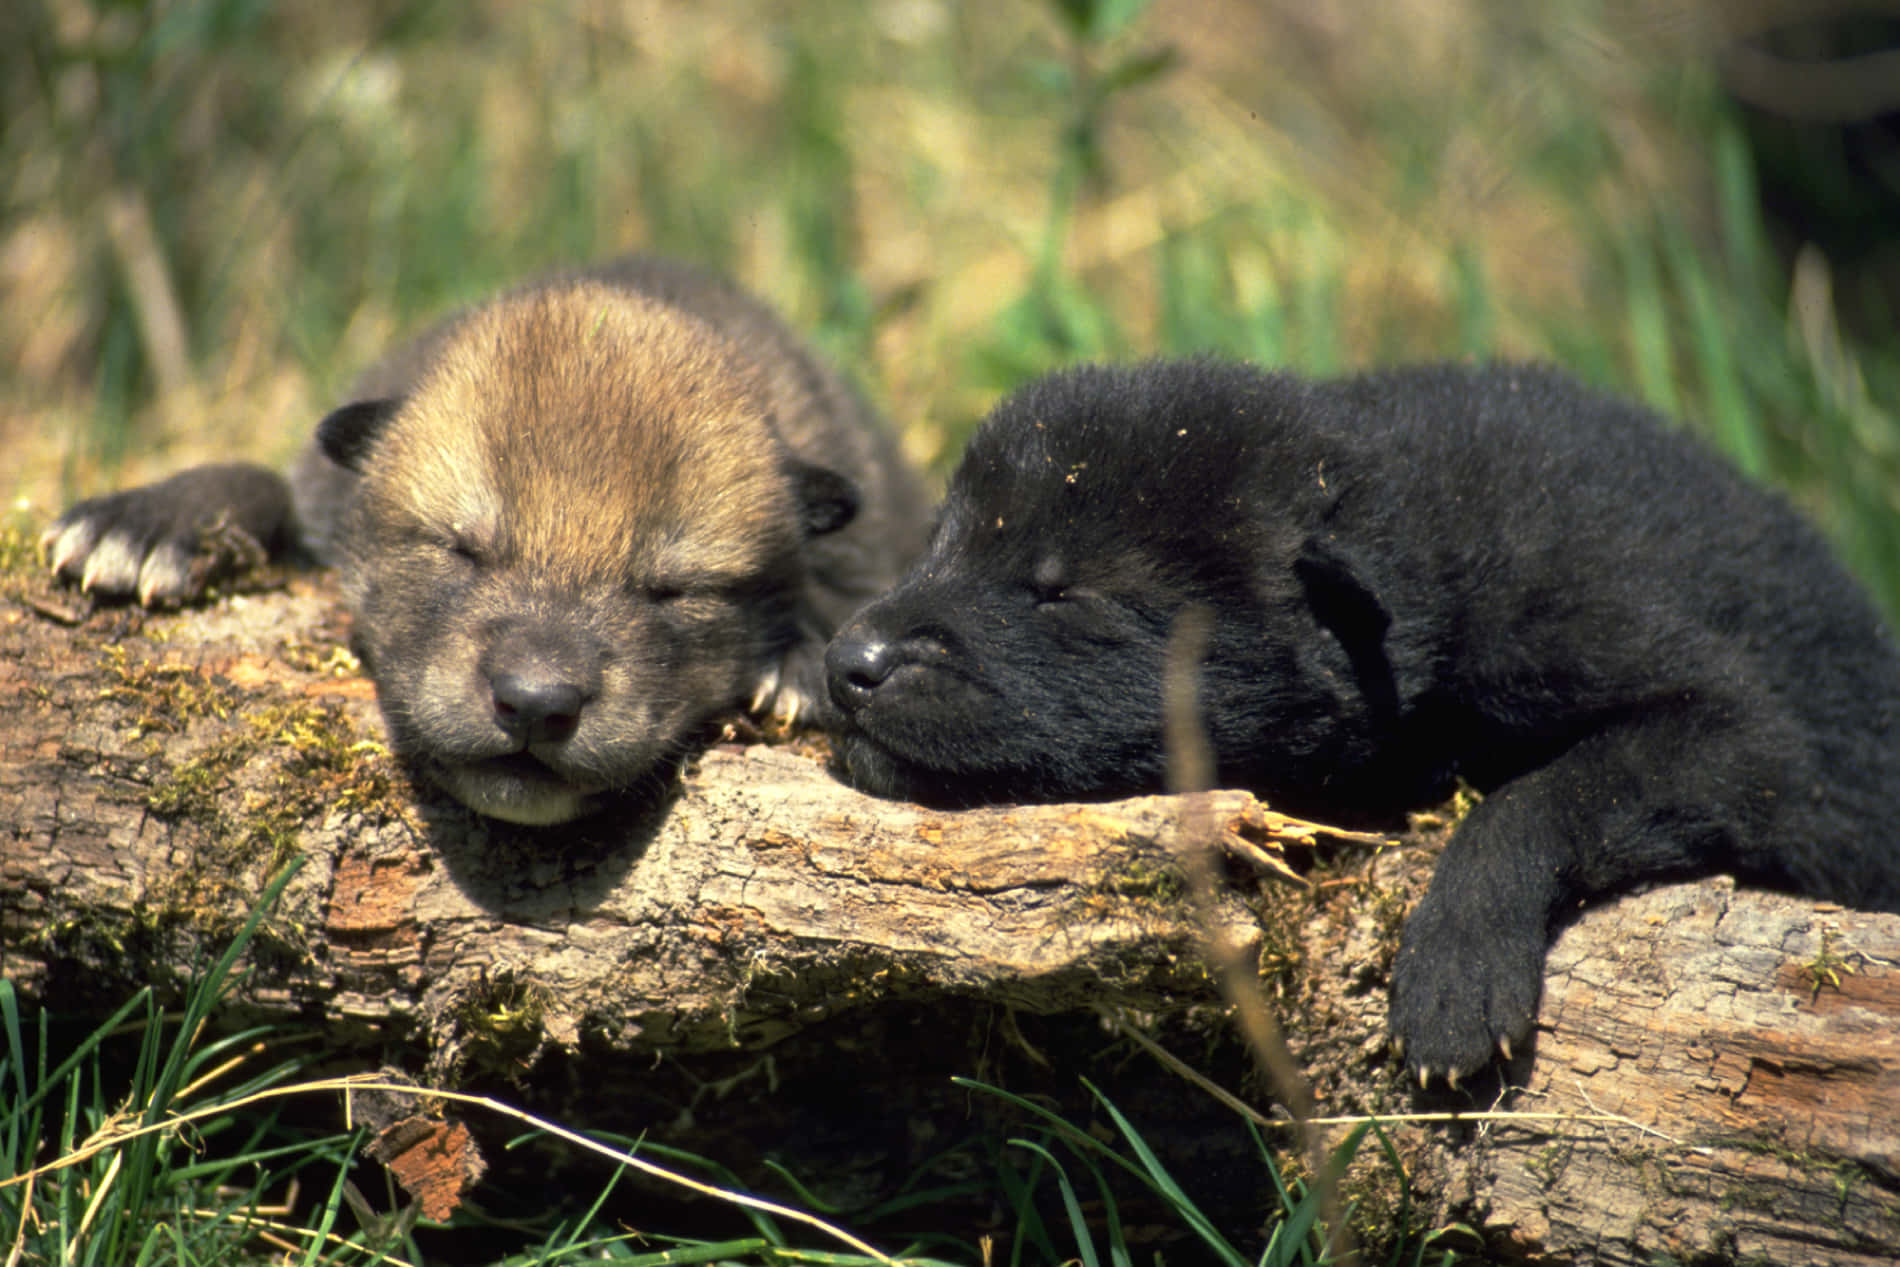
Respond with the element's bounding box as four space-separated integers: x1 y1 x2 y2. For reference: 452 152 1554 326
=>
3 561 1897 1264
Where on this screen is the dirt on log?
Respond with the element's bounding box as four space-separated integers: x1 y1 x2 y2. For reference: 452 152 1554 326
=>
2 553 1898 1264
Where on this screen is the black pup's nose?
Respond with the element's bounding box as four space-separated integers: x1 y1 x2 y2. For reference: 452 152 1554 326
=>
491 671 585 744
826 630 899 714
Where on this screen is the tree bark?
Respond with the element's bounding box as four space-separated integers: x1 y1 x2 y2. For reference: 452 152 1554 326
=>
3 567 1897 1263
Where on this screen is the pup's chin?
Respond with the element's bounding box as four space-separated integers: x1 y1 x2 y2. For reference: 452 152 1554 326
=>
833 722 1166 808
435 754 602 826
828 732 909 799
830 730 1000 809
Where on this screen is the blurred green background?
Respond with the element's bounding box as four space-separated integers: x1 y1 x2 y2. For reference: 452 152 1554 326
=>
4 0 1898 618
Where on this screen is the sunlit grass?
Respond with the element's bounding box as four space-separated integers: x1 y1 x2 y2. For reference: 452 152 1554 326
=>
8 1 1895 608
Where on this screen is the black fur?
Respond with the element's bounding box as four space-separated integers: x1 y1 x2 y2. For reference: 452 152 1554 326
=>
825 360 1900 1080
315 398 401 472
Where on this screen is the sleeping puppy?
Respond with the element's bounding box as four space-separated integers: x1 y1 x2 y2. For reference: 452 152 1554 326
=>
44 257 929 825
824 359 1900 1083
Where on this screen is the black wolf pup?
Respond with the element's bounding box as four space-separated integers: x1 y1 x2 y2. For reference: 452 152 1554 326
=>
825 359 1900 1082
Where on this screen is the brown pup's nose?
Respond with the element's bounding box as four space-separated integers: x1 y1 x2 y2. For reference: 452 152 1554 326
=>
490 672 585 744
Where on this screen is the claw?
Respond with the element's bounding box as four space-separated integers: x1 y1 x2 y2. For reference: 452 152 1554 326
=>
1446 1067 1461 1092
747 663 812 728
136 543 191 608
748 665 781 715
1417 1066 1430 1091
45 520 96 579
772 684 809 727
1391 1035 1405 1061
1498 1036 1513 1062
79 534 141 596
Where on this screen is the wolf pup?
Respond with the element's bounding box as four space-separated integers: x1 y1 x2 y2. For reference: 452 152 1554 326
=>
46 256 929 826
824 359 1900 1083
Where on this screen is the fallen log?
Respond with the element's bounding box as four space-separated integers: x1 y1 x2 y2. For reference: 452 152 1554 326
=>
2 555 1896 1263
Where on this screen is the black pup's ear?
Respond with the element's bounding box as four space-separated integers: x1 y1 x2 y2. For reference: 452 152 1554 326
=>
316 398 402 472
788 459 861 537
1297 533 1400 720
1295 534 1390 645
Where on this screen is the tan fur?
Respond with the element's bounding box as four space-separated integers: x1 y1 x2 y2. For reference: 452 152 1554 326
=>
47 257 928 825
368 285 796 591
317 260 928 824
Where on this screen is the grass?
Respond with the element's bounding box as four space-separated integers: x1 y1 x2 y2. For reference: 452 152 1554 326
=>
953 1077 1461 1267
3 867 1451 1264
6 1 1898 590
0 861 370 1265
6 0 1900 1260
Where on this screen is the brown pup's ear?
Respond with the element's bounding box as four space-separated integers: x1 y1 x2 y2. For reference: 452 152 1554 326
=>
316 398 403 472
787 459 861 537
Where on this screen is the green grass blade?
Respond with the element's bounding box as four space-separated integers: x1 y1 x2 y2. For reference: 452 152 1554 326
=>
292 1133 361 1267
761 1154 849 1215
1662 216 1764 476
1268 1120 1374 1266
111 858 307 1258
0 979 25 1105
1070 1147 1133 1267
1712 118 1773 295
1083 1079 1247 1267
3 988 154 1124
1009 1138 1099 1267
952 1077 1111 1160
1450 240 1494 360
596 1135 788 1247
150 857 308 1120
995 1143 1062 1265
1618 224 1679 419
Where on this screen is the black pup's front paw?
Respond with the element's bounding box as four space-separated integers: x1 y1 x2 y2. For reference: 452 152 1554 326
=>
42 464 291 606
1387 888 1547 1087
